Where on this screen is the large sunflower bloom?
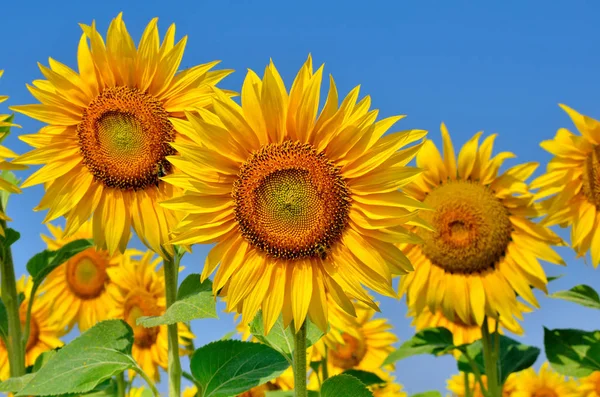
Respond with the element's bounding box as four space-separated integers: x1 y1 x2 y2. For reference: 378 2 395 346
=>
11 13 230 256
579 371 600 397
163 56 427 333
107 250 194 381
532 105 600 266
0 276 66 380
39 222 133 331
399 124 563 329
511 363 578 397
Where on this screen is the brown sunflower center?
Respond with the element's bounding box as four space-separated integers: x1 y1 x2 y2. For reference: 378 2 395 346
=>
66 248 109 299
233 141 351 260
329 333 367 370
124 292 161 348
418 180 512 274
582 146 600 207
532 387 558 397
77 86 176 191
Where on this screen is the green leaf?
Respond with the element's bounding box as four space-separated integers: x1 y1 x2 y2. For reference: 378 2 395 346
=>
80 379 118 397
383 327 455 365
220 331 237 340
0 374 34 393
27 239 93 284
544 328 600 377
458 334 540 383
309 360 322 374
321 374 373 397
190 339 289 397
341 369 385 386
0 171 19 211
0 298 8 342
551 285 600 310
547 275 564 283
411 392 443 397
137 274 217 327
33 349 58 372
19 319 136 396
0 228 20 248
249 311 324 363
265 391 320 397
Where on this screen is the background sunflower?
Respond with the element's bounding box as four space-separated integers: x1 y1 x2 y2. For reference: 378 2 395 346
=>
511 363 579 397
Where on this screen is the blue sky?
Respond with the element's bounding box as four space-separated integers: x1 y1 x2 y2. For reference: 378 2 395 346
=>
1 0 600 394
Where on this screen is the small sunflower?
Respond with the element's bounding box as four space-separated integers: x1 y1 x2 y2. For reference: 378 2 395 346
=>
370 371 408 397
12 13 230 256
39 222 131 331
107 250 194 381
163 55 426 333
0 276 66 380
532 105 600 267
400 124 563 329
447 372 517 397
579 371 600 397
511 363 578 397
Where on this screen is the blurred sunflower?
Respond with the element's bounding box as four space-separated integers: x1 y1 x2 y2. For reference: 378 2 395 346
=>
370 371 408 397
532 105 600 267
39 222 130 331
163 55 426 333
107 250 194 381
11 13 230 256
511 363 578 397
447 372 517 397
0 70 27 228
400 124 563 329
128 387 149 397
579 371 600 397
0 276 66 380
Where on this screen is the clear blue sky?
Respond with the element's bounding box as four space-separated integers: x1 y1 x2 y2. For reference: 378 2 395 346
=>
1 0 599 394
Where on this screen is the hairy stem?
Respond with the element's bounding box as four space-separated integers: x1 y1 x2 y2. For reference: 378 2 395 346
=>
481 318 500 397
463 351 491 397
164 251 181 397
293 321 308 397
134 364 161 397
117 372 126 397
321 345 329 382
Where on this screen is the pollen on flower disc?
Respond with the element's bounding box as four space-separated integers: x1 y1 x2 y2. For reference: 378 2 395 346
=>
233 141 351 260
418 180 513 274
77 86 175 191
582 146 600 207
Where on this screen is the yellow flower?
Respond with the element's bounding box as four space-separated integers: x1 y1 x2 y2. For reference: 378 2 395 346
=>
511 363 579 397
11 13 230 257
371 370 408 397
163 55 426 333
447 372 517 397
107 250 194 381
39 222 133 331
579 371 600 397
0 276 66 380
127 387 149 397
532 105 600 267
400 124 563 329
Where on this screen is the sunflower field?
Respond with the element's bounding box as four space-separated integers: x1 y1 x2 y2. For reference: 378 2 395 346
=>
0 3 599 397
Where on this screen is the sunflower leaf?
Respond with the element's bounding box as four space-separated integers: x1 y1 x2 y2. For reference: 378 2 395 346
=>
33 349 58 372
137 274 217 327
383 327 456 366
0 374 35 393
265 391 320 397
0 228 20 248
190 339 290 397
0 171 19 211
26 238 93 285
544 328 600 377
457 334 540 383
551 285 600 310
249 311 324 364
321 374 374 397
341 369 385 386
411 392 443 397
18 319 136 396
0 298 8 343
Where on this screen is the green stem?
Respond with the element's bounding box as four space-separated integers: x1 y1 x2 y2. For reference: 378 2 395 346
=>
0 214 25 377
321 345 329 382
117 372 126 397
134 364 161 397
463 351 491 397
293 321 308 397
481 318 500 397
464 370 473 397
22 284 37 353
494 319 501 389
164 251 181 397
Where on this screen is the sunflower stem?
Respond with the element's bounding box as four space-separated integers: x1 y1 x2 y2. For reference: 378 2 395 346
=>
22 283 38 354
134 363 161 397
481 318 500 397
321 345 329 382
463 351 490 397
0 214 25 377
293 321 308 397
117 372 126 397
464 370 473 397
164 251 181 397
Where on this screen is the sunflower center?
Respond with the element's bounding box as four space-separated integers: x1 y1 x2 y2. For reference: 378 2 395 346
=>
418 180 512 274
77 86 176 191
124 292 161 348
66 248 109 299
329 333 367 370
532 387 558 397
233 141 351 260
582 146 600 207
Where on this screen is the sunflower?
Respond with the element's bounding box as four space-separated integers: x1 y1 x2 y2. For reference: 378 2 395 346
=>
11 13 230 257
0 70 27 228
39 221 133 331
127 387 149 397
0 276 66 380
163 55 426 333
447 372 517 397
511 363 579 397
579 371 600 397
107 250 194 381
532 105 600 266
399 124 563 329
370 371 408 397
408 304 531 347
